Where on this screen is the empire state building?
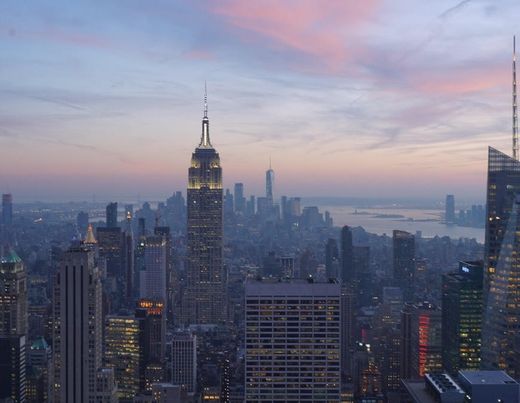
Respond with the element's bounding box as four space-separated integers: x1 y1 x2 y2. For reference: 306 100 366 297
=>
183 90 225 324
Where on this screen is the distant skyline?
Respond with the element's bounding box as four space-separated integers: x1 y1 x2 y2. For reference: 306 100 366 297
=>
1 0 519 201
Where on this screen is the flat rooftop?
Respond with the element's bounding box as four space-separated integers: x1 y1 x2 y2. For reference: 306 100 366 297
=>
245 279 340 297
459 370 518 385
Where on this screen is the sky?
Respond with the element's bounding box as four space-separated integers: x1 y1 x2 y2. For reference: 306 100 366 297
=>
1 0 519 202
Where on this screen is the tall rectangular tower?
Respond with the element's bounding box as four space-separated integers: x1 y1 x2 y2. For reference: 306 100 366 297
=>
52 246 102 403
245 279 341 402
393 230 415 301
442 260 483 374
482 147 520 377
184 93 225 325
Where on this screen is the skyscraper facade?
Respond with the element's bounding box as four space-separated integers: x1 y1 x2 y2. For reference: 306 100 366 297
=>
171 331 197 394
0 249 27 336
393 230 415 301
245 279 341 402
0 248 27 403
341 225 354 285
140 234 167 301
233 183 245 214
442 260 483 374
265 163 274 208
325 238 339 279
52 246 102 403
106 202 118 228
2 193 13 227
105 315 140 401
445 194 455 223
482 147 520 376
184 93 225 325
410 302 442 378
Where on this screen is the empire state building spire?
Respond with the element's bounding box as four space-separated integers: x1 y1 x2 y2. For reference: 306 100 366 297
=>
199 82 212 149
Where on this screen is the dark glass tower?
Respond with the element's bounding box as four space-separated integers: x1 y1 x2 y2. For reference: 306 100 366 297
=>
340 225 354 284
442 260 483 374
393 230 415 301
184 91 225 324
106 202 118 228
482 148 520 377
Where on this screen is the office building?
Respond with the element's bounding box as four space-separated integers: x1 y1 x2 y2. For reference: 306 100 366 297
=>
401 302 441 379
96 367 118 403
26 337 52 403
52 246 102 402
233 183 245 214
77 211 89 235
0 248 27 336
445 194 455 223
341 226 354 285
106 202 118 228
135 299 166 391
442 261 483 374
245 279 341 401
0 334 26 402
403 370 520 403
105 316 140 401
482 147 520 376
140 234 167 301
2 193 13 227
171 331 197 394
265 161 274 208
325 238 340 279
184 90 225 325
393 230 415 301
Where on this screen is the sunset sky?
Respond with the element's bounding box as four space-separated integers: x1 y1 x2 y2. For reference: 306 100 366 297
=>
1 0 519 202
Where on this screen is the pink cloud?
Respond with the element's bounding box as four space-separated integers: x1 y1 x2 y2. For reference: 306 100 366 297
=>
412 63 509 95
209 0 380 72
183 49 214 61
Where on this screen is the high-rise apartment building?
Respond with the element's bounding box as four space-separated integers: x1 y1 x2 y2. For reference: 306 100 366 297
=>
184 91 225 325
52 246 102 402
442 260 483 374
393 230 415 301
245 279 341 402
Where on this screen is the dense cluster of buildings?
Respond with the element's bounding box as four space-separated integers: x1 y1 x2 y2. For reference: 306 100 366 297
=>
1 92 520 403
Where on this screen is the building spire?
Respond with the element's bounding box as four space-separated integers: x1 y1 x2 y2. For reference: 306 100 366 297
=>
204 80 208 118
199 82 212 148
514 35 518 160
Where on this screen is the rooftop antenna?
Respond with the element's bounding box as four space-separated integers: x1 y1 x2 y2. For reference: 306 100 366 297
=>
513 36 518 160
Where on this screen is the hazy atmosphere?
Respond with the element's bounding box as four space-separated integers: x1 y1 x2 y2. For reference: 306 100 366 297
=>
1 0 519 201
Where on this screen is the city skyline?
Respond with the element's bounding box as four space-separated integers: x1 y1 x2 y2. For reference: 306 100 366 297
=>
2 1 520 201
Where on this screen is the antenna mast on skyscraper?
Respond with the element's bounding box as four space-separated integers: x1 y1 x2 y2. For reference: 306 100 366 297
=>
513 36 518 160
204 81 208 118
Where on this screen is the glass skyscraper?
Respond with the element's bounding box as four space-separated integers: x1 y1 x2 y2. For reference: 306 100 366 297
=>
482 147 520 376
